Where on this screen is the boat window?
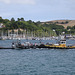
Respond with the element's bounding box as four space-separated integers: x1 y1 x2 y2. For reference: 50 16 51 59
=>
61 42 65 44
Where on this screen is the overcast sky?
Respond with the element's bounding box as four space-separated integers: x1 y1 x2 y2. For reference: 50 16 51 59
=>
0 0 75 21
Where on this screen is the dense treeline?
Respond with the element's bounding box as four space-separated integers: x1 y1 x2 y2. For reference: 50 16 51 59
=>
0 17 75 37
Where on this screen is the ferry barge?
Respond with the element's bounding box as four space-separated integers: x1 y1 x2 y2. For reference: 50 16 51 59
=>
14 39 75 49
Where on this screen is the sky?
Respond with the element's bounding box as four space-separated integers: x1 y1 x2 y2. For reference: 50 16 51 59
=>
0 0 75 22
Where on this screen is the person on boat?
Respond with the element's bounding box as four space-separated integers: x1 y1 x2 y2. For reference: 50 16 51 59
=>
18 40 21 45
46 42 49 45
34 42 36 46
12 42 15 48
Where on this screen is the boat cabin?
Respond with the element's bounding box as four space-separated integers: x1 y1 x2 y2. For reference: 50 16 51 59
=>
59 40 66 45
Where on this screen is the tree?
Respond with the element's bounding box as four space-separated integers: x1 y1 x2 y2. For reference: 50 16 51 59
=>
61 22 64 24
0 16 3 22
20 18 24 21
11 17 15 22
71 25 75 29
27 20 32 24
3 19 9 23
36 21 41 24
17 18 20 21
67 26 71 30
65 21 69 24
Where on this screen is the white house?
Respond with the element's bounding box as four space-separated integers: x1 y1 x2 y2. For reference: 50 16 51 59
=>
0 23 5 28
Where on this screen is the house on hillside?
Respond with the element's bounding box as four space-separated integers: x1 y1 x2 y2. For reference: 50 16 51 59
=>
0 23 5 28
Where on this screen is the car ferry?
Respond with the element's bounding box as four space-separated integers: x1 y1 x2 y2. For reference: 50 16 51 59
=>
11 35 75 49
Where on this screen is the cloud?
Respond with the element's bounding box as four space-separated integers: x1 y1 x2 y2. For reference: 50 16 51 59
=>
0 0 11 4
0 0 36 5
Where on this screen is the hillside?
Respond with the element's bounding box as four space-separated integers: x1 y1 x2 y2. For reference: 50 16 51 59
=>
0 17 75 36
42 20 75 28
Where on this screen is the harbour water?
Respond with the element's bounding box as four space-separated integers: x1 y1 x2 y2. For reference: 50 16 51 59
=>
0 39 75 75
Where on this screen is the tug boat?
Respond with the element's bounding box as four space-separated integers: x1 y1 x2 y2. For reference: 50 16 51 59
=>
45 39 67 49
44 35 75 49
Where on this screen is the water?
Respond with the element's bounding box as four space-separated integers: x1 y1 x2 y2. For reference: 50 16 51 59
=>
0 39 75 75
